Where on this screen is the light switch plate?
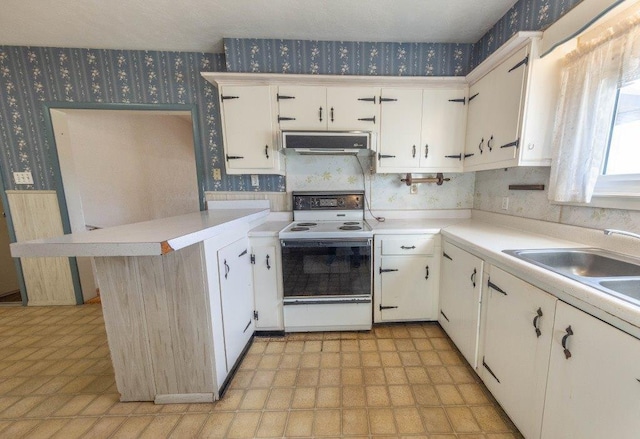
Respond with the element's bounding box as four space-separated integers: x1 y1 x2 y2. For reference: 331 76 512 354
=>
410 184 418 194
212 168 222 181
251 175 259 187
502 197 509 210
13 171 33 185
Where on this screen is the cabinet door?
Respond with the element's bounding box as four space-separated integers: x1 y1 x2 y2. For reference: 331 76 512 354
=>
218 237 254 371
439 240 483 367
326 87 380 131
378 88 423 169
481 267 556 439
420 88 467 171
251 243 283 330
220 85 275 171
463 75 492 169
541 301 640 439
277 86 327 130
378 255 436 322
487 45 528 164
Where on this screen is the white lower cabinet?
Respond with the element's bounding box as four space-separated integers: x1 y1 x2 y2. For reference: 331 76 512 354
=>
374 234 440 322
250 236 283 331
438 240 483 367
540 301 640 439
217 236 255 372
480 266 556 439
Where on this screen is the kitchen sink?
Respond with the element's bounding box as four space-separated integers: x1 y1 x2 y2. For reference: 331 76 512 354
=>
503 248 640 307
599 279 640 301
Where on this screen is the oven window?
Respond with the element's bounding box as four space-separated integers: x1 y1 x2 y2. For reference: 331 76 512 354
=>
281 244 371 297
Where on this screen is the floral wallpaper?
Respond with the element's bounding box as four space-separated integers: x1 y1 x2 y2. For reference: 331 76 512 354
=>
286 154 475 210
0 46 287 192
224 39 471 76
474 167 640 232
470 0 584 69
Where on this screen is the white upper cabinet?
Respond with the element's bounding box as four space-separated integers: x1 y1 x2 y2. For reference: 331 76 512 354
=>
277 86 327 130
219 85 283 175
421 88 468 170
378 88 423 169
378 86 467 173
277 85 380 132
463 35 558 171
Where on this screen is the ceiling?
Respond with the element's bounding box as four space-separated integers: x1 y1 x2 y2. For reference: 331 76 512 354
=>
1 0 518 54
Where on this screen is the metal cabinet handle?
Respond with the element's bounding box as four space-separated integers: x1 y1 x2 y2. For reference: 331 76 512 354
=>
330 107 334 122
470 268 477 287
400 245 416 250
479 138 484 154
425 265 429 280
319 106 323 122
266 254 271 270
561 326 573 359
265 145 269 159
487 135 494 151
412 145 416 158
424 144 429 158
224 260 229 279
533 307 543 338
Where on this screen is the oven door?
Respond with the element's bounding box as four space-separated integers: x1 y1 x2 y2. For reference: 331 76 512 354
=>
281 238 372 331
280 238 372 303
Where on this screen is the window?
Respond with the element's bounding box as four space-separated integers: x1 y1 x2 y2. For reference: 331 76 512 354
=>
592 78 640 207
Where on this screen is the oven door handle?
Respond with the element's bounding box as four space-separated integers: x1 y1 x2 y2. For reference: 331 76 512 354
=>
284 297 372 305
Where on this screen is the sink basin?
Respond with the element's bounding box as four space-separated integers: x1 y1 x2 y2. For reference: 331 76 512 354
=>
503 248 640 307
504 249 640 278
599 279 640 301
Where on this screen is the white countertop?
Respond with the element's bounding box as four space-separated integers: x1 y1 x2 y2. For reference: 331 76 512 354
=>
442 219 640 337
370 218 465 234
248 221 291 237
11 208 269 257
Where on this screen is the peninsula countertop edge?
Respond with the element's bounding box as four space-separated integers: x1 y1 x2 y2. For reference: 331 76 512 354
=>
10 208 270 258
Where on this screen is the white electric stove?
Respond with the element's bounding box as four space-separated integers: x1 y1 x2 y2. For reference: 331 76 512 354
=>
279 191 373 332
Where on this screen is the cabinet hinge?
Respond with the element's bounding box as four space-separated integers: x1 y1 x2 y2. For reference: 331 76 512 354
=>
487 278 508 296
482 357 501 383
250 254 256 264
277 93 295 101
253 310 259 320
379 305 399 311
448 97 466 105
379 268 399 274
508 55 529 73
468 92 479 102
500 138 520 149
221 95 239 101
378 153 396 160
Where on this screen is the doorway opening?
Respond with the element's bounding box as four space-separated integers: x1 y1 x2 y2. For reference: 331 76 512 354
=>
0 171 25 305
47 104 204 303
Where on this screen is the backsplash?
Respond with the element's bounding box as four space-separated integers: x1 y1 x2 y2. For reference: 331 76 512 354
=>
286 154 475 211
474 167 640 231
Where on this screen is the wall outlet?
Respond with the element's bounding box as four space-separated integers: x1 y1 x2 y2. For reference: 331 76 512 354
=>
501 196 509 210
410 184 418 194
251 174 259 187
212 168 221 181
13 171 33 185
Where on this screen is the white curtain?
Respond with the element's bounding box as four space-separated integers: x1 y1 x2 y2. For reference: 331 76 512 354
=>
549 17 640 203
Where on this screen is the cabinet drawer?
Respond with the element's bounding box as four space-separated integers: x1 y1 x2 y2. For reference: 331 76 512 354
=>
380 236 434 255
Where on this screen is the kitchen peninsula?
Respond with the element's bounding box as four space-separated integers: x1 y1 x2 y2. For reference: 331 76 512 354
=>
11 207 270 403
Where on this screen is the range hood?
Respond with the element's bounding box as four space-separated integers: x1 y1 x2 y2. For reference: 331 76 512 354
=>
282 131 372 155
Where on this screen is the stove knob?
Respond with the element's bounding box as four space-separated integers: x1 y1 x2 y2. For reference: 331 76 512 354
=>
338 199 345 207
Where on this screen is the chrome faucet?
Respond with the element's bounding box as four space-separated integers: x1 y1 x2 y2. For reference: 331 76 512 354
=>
604 229 640 240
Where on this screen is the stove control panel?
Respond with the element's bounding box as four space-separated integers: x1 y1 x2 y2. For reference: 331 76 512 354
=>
293 192 364 211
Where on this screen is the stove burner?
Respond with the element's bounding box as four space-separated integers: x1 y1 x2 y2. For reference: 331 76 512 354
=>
290 226 310 232
296 222 317 227
343 221 359 225
339 225 362 231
